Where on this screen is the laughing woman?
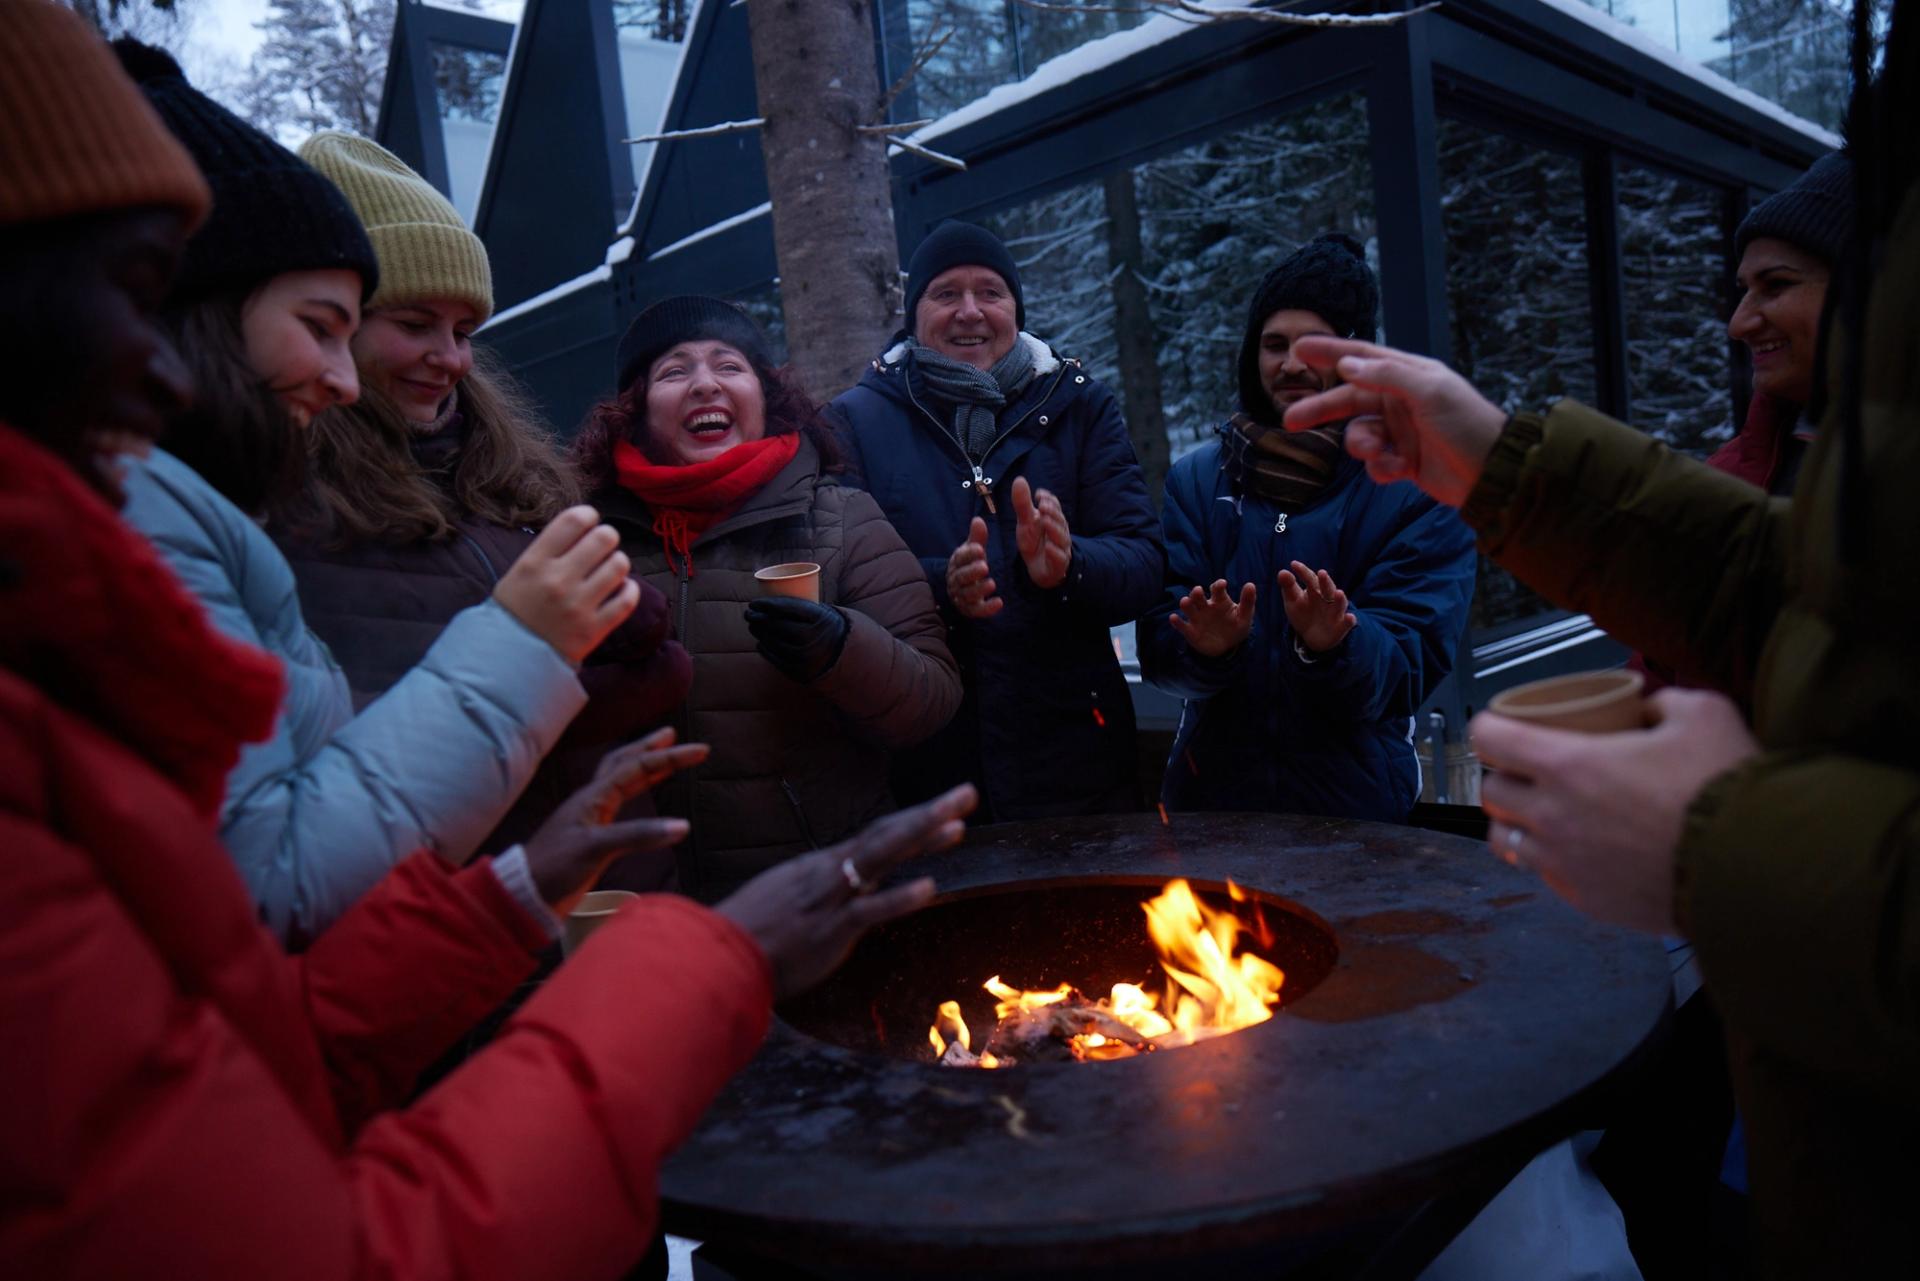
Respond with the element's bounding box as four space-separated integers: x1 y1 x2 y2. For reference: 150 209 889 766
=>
110 45 636 944
573 298 964 898
273 134 691 854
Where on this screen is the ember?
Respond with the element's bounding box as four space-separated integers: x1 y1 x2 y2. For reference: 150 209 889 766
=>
928 878 1285 1067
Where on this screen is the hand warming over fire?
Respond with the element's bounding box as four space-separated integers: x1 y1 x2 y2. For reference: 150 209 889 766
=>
522 727 708 915
1471 688 1760 934
1277 561 1356 655
718 783 978 998
1011 476 1072 590
1169 579 1257 658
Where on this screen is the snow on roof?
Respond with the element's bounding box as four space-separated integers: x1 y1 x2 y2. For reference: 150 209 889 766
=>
421 0 523 21
914 1 1258 144
1528 0 1838 148
483 261 612 330
911 0 1836 152
646 201 772 261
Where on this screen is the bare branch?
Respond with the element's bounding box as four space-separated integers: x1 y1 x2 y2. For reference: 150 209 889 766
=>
878 23 954 116
622 117 766 145
859 119 934 134
887 136 968 171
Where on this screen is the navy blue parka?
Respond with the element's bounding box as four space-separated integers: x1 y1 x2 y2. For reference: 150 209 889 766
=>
828 334 1164 822
1138 430 1476 822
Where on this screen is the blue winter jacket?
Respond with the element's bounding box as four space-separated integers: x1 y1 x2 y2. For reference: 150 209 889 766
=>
120 449 586 943
1137 432 1476 822
829 334 1164 821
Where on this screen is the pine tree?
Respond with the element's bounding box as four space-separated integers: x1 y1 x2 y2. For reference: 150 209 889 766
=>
246 0 396 138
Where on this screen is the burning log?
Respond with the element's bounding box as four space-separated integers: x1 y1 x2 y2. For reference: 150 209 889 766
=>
927 880 1286 1069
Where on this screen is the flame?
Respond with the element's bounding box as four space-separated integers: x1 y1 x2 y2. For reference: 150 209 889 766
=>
928 879 1284 1068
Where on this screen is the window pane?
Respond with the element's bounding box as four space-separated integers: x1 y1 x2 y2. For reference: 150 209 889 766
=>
1439 118 1593 630
1618 162 1734 457
976 93 1375 504
904 0 1020 119
432 43 509 223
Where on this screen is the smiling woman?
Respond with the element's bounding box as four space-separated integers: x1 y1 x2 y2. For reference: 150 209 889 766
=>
571 296 964 898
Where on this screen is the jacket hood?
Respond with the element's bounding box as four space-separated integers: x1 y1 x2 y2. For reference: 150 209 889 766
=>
876 331 1062 377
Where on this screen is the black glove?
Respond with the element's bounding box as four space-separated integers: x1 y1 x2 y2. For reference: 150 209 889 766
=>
744 597 850 683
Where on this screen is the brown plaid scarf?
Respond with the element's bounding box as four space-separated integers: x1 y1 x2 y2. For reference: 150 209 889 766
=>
1216 413 1347 508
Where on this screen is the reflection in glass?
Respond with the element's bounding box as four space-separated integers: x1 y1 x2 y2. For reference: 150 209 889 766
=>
904 0 1019 119
432 42 508 223
1439 118 1592 630
1617 163 1733 457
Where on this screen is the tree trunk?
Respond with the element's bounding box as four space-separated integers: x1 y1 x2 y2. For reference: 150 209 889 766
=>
747 0 901 403
1103 167 1169 507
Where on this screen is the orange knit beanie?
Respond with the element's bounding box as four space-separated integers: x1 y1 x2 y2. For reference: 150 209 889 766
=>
0 0 209 231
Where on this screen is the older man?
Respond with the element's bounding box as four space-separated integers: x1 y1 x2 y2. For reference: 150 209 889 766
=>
1137 233 1476 822
830 221 1164 822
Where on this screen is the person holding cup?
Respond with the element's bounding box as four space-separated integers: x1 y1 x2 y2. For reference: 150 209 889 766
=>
1277 4 1918 1260
573 297 963 898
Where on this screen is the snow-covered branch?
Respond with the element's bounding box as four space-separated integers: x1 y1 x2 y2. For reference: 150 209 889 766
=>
621 117 765 144
1008 0 1442 28
887 135 968 170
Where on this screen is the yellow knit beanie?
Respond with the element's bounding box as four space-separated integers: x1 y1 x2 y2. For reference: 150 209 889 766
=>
298 131 493 322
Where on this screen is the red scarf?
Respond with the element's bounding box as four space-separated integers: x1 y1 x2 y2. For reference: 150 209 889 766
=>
0 425 284 820
612 432 801 577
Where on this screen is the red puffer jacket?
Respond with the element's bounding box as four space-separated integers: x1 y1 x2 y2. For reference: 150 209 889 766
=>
0 424 771 1280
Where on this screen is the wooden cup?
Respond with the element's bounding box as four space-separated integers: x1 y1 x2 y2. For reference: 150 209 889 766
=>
755 561 822 602
1485 669 1648 734
563 889 640 957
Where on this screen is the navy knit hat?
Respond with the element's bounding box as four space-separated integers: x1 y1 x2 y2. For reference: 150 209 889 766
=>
615 295 772 393
903 220 1025 333
112 39 378 304
1735 151 1854 267
1238 232 1378 423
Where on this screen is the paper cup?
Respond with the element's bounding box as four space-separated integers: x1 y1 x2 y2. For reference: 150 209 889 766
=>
755 561 821 602
1485 669 1647 734
563 889 639 957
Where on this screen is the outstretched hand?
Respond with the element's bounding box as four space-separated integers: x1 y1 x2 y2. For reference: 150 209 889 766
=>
717 784 977 999
521 727 708 915
1472 688 1760 933
1283 337 1507 508
1277 561 1356 654
945 518 1002 620
1169 579 1257 657
1011 476 1072 589
494 505 640 663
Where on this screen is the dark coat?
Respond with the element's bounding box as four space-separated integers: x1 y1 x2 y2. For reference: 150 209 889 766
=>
277 503 692 855
827 335 1164 822
1139 436 1476 822
594 437 962 899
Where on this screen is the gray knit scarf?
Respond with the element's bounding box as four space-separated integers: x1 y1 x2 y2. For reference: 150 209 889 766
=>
907 336 1036 462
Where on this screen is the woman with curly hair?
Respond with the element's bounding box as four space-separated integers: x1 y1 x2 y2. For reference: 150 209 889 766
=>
575 297 963 897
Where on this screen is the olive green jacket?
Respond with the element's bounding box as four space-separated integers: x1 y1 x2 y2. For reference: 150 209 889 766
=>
1460 188 1920 1274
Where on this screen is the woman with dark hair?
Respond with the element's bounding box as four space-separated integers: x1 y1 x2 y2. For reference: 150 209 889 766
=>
107 43 634 945
273 134 690 854
575 297 963 898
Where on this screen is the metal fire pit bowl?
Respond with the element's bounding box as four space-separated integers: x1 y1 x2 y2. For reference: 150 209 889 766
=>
661 812 1671 1278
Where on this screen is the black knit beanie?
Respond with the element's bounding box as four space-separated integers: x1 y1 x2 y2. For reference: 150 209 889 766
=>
615 295 772 393
1237 232 1378 423
112 40 378 304
903 220 1025 333
1735 150 1854 267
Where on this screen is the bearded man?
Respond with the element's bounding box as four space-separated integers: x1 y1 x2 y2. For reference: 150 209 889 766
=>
1137 233 1476 822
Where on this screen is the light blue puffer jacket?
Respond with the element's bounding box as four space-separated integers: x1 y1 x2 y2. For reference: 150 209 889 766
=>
120 449 586 944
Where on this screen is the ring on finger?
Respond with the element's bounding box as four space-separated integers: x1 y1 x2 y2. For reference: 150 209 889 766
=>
840 856 872 896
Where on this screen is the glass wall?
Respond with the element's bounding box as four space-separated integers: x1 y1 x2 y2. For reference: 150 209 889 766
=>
901 0 1146 121
433 42 510 223
1617 162 1734 456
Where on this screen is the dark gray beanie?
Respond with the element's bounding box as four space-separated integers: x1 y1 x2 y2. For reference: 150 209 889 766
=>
1238 232 1378 423
903 220 1025 332
1736 151 1854 267
615 295 771 393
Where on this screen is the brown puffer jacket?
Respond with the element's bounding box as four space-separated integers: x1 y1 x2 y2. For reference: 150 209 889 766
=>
594 437 963 898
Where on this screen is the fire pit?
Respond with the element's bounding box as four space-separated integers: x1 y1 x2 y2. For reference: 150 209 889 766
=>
662 812 1670 1279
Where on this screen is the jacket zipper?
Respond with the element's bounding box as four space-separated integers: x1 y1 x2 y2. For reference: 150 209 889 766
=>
459 531 502 587
901 360 1071 515
780 779 820 849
